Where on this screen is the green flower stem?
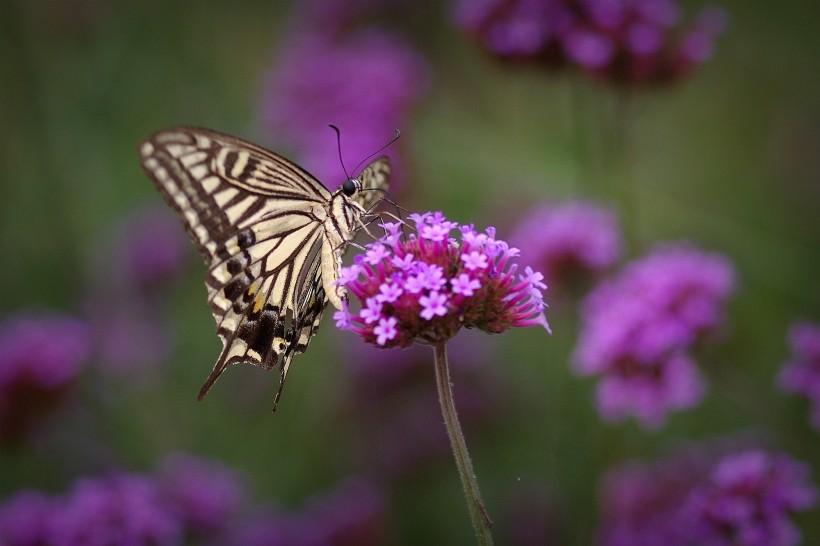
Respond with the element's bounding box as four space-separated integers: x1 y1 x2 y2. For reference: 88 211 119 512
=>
433 342 494 546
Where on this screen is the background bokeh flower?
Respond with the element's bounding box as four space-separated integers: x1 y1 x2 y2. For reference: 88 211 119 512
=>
453 0 728 85
260 29 429 187
778 321 820 430
0 312 91 446
598 442 818 546
573 242 736 428
509 200 622 294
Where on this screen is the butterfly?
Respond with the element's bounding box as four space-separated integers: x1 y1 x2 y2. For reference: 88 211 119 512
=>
138 127 390 411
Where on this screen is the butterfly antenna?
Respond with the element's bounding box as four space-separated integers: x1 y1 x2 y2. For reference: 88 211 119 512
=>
352 129 401 175
329 124 352 180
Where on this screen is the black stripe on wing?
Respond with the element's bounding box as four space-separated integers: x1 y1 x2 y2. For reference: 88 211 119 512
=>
138 128 330 261
198 217 327 411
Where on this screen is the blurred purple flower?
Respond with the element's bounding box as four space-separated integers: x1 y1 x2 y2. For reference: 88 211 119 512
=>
224 478 387 546
334 212 550 347
598 446 818 546
599 446 712 546
91 304 174 382
453 0 728 86
158 453 246 536
509 201 622 293
112 205 188 293
681 450 818 546
573 242 735 428
261 30 429 186
778 321 820 430
85 205 189 382
0 312 91 446
50 473 183 546
343 331 501 478
0 490 54 546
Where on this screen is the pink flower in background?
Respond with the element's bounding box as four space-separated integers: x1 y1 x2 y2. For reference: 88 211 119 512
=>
261 30 429 186
573 242 735 428
681 450 818 546
334 211 550 347
0 456 386 546
599 446 817 546
86 205 191 383
0 491 54 546
225 478 387 546
50 473 183 546
510 201 622 292
454 0 728 85
158 453 246 535
0 312 91 446
778 321 820 430
112 205 188 293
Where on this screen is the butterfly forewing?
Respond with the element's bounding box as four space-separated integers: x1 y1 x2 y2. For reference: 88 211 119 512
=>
138 127 390 411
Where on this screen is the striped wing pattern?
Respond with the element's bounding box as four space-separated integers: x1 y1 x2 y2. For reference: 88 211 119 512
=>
138 127 389 411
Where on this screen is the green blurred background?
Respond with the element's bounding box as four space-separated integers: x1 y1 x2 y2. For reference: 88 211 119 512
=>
1 0 818 544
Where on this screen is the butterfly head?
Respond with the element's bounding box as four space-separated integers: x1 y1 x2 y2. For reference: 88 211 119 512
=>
341 178 360 197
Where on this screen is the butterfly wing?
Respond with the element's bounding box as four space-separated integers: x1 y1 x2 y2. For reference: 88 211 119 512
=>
353 156 391 212
139 127 333 410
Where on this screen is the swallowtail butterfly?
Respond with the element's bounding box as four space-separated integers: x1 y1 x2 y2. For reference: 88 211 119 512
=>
138 128 390 411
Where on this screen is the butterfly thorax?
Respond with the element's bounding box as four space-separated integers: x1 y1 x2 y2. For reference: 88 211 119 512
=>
320 190 367 311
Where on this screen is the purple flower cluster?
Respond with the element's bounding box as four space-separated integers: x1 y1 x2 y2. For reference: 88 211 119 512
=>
682 450 818 546
454 0 728 85
112 205 189 292
509 201 622 292
598 446 818 546
0 454 244 546
0 312 91 446
573 242 735 428
157 452 246 535
778 321 820 430
0 455 387 546
260 29 429 185
334 211 550 347
87 205 189 382
0 474 182 546
221 478 387 546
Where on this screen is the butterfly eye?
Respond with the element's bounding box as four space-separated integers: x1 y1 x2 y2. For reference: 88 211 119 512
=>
342 179 357 196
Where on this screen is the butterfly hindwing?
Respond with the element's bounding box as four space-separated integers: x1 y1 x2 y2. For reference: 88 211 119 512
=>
353 157 391 212
139 127 390 411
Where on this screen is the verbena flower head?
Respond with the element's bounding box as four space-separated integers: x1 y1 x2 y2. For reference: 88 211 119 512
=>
510 201 622 291
598 445 818 546
573 242 735 428
453 0 728 86
334 211 550 347
777 321 820 430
